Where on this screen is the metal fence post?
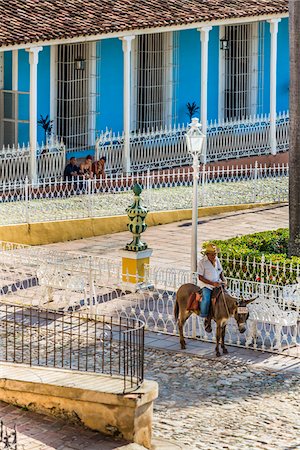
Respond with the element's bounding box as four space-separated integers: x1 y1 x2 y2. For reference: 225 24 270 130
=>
201 163 206 206
87 178 92 218
252 160 258 203
25 176 30 224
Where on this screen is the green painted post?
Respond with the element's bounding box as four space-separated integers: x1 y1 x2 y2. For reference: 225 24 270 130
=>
125 183 148 252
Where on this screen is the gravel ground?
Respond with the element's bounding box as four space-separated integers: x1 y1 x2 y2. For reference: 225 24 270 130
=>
0 177 288 225
145 348 300 450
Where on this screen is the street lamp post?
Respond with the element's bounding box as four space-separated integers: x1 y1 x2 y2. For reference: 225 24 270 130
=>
185 118 206 276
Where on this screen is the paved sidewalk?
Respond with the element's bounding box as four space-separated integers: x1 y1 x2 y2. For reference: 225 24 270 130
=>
144 331 300 375
0 401 127 450
45 204 288 270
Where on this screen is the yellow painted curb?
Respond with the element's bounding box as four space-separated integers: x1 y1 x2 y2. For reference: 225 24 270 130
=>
0 202 276 246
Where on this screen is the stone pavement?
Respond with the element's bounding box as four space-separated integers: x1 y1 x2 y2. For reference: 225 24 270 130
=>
12 203 295 449
144 331 300 376
45 204 288 270
147 346 300 450
1 341 299 450
0 401 127 450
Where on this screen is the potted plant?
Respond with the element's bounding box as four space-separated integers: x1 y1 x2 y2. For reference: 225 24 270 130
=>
186 102 200 122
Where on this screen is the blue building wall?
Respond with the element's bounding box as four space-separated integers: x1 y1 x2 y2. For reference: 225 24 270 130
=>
1 19 290 150
37 46 51 143
277 18 289 112
177 29 200 124
262 18 289 115
19 47 51 144
17 49 30 144
97 38 123 133
2 48 50 145
3 51 12 90
208 27 219 122
177 27 219 125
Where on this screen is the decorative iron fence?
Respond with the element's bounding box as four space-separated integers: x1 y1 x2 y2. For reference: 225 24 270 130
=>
95 112 289 173
219 253 300 285
0 163 289 225
0 303 144 393
0 137 66 183
0 422 17 449
0 242 299 357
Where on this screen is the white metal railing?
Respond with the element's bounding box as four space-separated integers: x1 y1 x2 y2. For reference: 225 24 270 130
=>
0 163 288 225
0 136 66 183
95 112 289 173
0 242 298 356
219 253 300 286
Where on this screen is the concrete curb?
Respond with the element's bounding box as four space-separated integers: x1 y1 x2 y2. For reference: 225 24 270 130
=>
0 202 277 246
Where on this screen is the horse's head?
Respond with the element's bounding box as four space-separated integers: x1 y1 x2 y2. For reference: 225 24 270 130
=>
233 296 257 334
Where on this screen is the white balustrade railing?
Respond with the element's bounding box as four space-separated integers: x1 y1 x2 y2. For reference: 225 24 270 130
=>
0 242 298 356
95 112 289 173
0 136 66 183
219 253 300 286
0 163 289 225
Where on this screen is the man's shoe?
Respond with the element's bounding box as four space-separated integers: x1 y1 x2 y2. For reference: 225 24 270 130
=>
204 318 212 333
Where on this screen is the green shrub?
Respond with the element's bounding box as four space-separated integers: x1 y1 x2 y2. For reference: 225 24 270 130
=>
208 229 300 284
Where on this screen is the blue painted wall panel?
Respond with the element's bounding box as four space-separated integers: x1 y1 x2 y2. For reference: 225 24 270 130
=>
17 48 50 144
17 50 30 144
3 51 12 90
177 27 219 125
18 123 29 146
177 29 200 125
262 19 289 115
18 49 30 92
277 18 289 113
37 46 51 143
208 27 219 122
97 39 123 133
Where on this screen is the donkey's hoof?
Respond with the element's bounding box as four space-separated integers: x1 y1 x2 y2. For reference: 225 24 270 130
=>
216 351 221 357
180 342 186 350
223 348 228 354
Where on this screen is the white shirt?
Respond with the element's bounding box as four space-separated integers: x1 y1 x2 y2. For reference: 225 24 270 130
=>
197 255 223 290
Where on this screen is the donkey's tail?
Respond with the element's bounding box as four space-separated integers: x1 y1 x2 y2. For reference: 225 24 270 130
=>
174 297 179 322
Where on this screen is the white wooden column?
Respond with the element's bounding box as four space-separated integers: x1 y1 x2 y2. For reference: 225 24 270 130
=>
198 27 212 161
268 19 281 155
26 46 43 183
12 50 18 145
120 36 135 173
50 45 57 136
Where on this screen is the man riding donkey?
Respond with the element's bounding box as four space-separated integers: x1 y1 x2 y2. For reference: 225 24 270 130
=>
197 242 227 333
176 241 255 356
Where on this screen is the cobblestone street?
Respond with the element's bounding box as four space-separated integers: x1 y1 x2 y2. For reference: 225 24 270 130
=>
147 348 300 450
0 204 297 449
0 344 299 449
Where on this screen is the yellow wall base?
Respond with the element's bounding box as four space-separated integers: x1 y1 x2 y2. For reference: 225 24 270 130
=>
0 202 277 246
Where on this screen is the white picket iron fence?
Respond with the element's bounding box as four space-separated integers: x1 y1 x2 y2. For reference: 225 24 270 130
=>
0 136 66 183
0 241 298 358
0 163 288 226
95 111 289 173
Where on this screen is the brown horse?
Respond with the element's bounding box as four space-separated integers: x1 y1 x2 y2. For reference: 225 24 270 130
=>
174 283 256 357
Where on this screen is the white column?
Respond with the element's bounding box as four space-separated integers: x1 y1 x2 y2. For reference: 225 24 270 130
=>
120 36 135 173
198 26 212 160
12 50 18 145
50 45 57 136
268 19 281 155
191 152 199 275
26 46 43 183
12 50 18 91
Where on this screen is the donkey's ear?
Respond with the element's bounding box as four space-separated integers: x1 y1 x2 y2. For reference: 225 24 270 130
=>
245 296 258 305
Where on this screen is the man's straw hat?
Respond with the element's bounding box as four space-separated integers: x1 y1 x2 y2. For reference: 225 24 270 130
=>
201 242 219 255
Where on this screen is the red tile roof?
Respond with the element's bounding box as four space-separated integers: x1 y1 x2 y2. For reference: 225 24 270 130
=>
0 0 288 48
